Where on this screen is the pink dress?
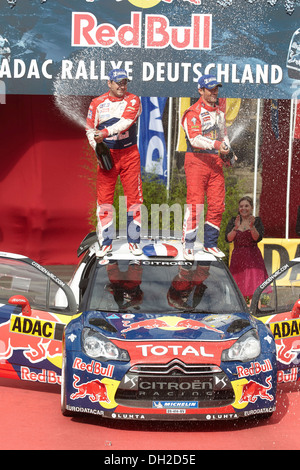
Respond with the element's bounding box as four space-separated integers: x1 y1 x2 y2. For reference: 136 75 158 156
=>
229 229 269 297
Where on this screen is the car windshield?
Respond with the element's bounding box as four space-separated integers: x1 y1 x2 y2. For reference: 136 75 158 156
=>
86 259 244 314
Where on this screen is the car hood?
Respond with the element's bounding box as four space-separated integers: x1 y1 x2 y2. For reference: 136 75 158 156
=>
83 311 255 341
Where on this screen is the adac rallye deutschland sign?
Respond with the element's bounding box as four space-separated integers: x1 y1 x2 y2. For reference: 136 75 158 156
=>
0 0 299 98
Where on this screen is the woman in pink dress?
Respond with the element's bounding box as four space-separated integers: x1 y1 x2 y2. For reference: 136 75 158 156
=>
225 196 269 304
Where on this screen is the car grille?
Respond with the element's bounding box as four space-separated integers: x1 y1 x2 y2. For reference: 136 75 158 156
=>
115 359 234 408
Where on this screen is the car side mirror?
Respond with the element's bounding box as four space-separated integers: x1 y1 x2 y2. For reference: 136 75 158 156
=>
8 295 32 316
291 299 300 318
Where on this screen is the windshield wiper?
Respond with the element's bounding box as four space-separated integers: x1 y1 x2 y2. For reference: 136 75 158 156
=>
93 308 138 313
160 309 219 314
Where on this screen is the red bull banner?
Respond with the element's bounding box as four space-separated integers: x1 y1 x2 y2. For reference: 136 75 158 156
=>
0 0 300 98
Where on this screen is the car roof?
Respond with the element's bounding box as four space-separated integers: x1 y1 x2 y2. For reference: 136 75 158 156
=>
79 234 217 263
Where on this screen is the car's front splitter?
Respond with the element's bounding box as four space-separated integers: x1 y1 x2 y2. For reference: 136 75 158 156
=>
63 351 277 421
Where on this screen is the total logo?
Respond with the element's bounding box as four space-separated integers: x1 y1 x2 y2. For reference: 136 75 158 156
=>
136 343 215 358
117 337 235 363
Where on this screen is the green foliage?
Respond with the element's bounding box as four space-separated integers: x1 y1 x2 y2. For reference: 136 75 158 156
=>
219 168 246 263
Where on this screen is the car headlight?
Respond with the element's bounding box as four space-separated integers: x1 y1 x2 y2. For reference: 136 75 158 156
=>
82 328 130 362
222 329 261 362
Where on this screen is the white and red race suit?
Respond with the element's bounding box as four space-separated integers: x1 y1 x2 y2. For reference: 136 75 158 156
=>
86 91 143 246
181 97 230 249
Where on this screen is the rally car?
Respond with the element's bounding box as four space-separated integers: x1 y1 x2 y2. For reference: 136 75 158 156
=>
1 236 299 421
61 235 280 422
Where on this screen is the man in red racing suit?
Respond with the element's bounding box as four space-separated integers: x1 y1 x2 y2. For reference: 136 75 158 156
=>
181 74 232 261
86 69 143 257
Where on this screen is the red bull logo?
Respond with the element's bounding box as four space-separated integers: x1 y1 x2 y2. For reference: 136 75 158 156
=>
71 374 110 404
21 366 61 385
277 367 298 384
236 359 273 379
72 357 114 378
72 11 211 50
121 316 223 334
239 376 274 404
276 338 300 365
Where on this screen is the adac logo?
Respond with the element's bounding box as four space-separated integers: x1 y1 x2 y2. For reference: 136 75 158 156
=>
127 0 201 8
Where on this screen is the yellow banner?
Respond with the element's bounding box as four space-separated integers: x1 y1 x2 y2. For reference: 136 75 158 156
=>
176 97 190 152
259 238 300 286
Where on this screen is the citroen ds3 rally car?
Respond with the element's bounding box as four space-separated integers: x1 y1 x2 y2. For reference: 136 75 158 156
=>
60 235 278 421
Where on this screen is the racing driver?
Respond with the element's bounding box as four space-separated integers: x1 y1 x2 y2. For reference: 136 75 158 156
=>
86 69 143 257
181 74 232 261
